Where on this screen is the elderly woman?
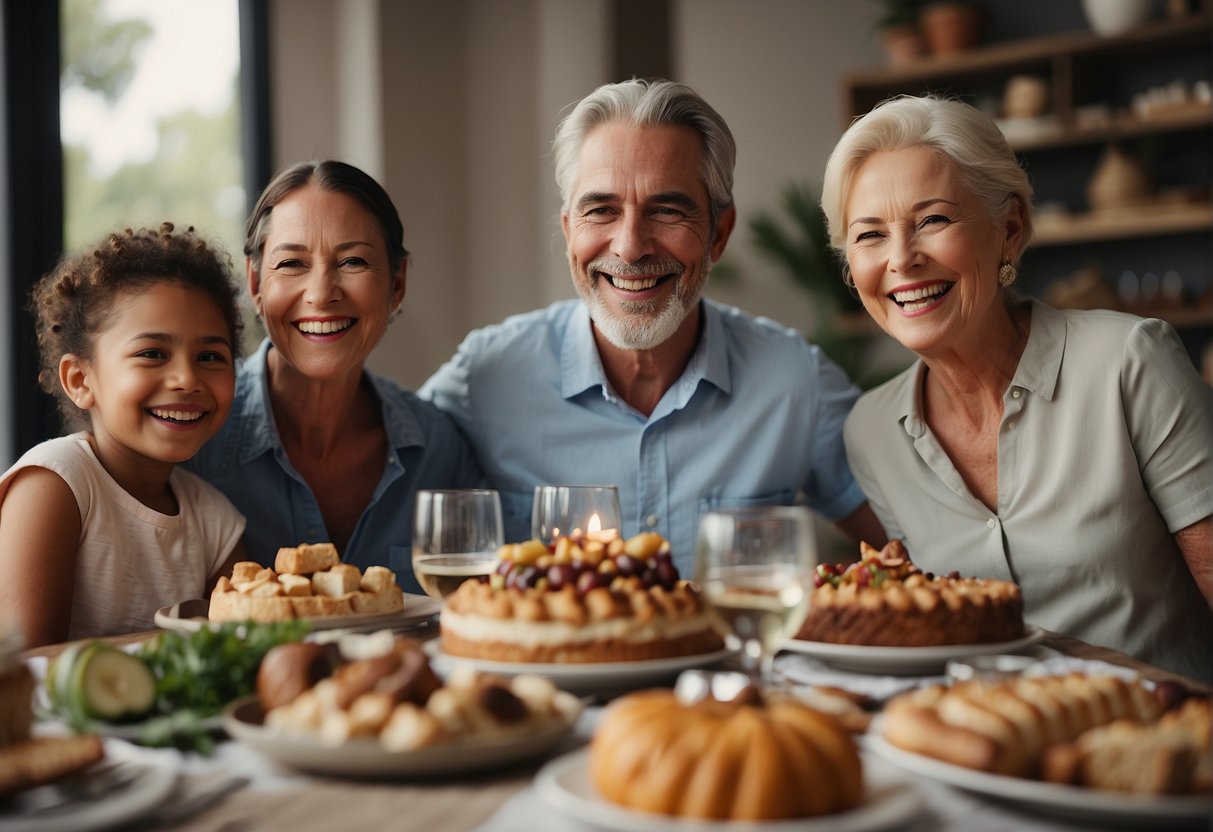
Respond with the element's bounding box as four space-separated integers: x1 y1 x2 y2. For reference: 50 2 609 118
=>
821 95 1213 683
187 160 480 593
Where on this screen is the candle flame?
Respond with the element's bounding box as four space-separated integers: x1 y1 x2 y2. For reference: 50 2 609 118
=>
587 513 602 534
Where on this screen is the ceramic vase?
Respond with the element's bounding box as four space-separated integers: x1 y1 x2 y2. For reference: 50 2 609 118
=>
1081 0 1158 36
920 2 983 55
1087 144 1152 210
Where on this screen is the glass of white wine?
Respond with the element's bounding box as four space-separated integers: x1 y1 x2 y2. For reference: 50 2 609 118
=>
412 489 503 600
531 485 622 545
696 506 816 685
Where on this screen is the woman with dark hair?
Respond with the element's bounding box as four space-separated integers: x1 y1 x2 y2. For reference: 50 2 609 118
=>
188 161 480 593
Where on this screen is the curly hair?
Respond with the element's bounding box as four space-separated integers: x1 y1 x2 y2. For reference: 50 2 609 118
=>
29 222 243 429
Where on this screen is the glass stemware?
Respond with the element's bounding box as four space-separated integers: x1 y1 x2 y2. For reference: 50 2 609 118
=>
531 485 622 545
696 506 817 685
412 489 504 600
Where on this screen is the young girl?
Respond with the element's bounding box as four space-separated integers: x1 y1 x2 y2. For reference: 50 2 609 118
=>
0 223 248 648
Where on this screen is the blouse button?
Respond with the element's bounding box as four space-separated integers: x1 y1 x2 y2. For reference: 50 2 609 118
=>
986 517 997 529
645 514 659 528
1012 389 1021 399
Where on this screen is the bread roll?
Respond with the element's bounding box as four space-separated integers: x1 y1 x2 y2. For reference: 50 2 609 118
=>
274 543 340 575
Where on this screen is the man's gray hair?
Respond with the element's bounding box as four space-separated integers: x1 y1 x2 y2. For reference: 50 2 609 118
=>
553 79 736 222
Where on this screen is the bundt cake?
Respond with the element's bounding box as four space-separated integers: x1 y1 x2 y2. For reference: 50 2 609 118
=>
590 689 863 820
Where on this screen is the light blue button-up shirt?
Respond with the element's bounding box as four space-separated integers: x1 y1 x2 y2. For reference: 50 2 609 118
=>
420 299 867 574
186 339 482 593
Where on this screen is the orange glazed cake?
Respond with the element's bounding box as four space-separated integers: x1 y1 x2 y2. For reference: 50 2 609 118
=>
440 532 723 663
794 540 1024 647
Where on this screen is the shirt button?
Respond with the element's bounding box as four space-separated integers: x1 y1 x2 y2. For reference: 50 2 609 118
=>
1012 389 1021 399
645 514 659 528
986 518 997 529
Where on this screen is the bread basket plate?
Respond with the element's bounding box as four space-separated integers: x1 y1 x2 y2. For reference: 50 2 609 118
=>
781 625 1046 675
0 738 179 832
535 747 924 832
423 643 735 695
221 694 581 778
154 594 442 634
868 730 1212 828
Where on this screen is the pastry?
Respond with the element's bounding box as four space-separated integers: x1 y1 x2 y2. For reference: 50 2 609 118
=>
0 628 105 795
259 635 579 750
209 547 405 623
881 672 1165 778
795 540 1024 646
590 688 863 820
1042 696 1211 794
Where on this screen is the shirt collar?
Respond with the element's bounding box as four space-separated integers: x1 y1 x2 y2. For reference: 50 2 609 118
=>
1010 299 1063 402
898 299 1063 438
557 300 731 404
237 338 427 463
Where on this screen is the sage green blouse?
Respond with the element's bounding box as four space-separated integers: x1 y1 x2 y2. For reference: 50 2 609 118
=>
844 301 1213 683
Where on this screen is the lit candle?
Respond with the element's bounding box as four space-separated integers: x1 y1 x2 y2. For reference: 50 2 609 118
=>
585 513 619 543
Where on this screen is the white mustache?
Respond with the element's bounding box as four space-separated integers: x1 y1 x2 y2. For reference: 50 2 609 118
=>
588 257 683 277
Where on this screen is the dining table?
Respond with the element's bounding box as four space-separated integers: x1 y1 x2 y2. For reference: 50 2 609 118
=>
18 621 1213 832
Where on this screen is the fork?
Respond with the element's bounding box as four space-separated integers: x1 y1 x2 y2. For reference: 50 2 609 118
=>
8 760 142 814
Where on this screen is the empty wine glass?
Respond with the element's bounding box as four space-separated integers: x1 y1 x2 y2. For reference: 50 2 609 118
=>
531 485 622 545
412 489 503 599
696 506 816 685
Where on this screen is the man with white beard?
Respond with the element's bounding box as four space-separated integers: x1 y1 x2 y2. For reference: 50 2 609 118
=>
421 79 884 572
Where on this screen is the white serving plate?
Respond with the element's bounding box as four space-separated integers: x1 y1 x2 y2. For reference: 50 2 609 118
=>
0 739 179 832
535 747 924 832
154 594 441 634
222 694 581 778
868 730 1213 828
781 625 1046 675
424 642 734 696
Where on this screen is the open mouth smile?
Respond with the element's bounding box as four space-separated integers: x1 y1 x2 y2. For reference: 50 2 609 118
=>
296 318 355 335
600 272 676 292
149 408 206 423
890 282 953 312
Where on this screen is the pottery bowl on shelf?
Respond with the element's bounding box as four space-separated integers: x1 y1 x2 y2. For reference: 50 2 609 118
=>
1081 0 1159 36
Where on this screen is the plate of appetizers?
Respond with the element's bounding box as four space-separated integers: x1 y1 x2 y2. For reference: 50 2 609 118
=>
780 626 1046 675
222 694 581 778
154 594 442 634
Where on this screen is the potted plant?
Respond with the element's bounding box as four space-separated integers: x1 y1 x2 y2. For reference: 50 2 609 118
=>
870 0 927 65
918 1 984 55
715 182 903 390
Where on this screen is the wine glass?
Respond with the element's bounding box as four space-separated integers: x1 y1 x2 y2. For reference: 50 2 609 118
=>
696 506 816 685
412 489 504 599
531 485 622 545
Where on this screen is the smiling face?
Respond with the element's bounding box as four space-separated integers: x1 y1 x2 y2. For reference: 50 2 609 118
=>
63 282 235 469
250 184 406 381
844 146 1022 356
561 123 734 352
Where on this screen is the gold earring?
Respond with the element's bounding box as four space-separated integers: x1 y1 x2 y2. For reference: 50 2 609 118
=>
998 262 1018 287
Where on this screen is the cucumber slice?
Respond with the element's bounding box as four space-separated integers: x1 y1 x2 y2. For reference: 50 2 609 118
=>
69 643 156 720
47 642 87 712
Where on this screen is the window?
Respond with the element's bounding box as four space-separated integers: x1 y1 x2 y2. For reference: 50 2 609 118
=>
60 0 246 259
0 0 267 463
